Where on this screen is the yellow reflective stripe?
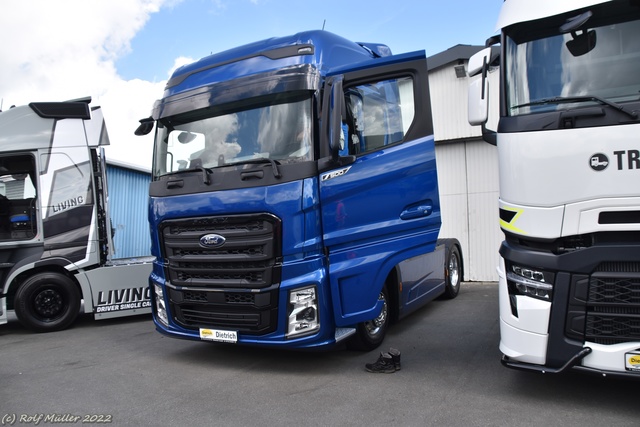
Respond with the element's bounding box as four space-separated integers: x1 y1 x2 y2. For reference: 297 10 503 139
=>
500 207 526 234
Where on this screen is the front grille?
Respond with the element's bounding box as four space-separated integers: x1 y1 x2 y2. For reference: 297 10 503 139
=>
180 307 261 327
161 214 281 289
167 286 279 333
160 213 282 333
585 264 640 345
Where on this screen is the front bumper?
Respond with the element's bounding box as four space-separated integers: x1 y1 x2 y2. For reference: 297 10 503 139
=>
502 343 640 380
499 257 640 379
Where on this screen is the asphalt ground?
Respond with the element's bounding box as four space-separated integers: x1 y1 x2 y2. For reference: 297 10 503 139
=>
1 282 638 427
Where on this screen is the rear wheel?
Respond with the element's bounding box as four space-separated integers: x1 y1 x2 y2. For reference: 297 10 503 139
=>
14 272 81 332
348 287 389 351
442 245 461 299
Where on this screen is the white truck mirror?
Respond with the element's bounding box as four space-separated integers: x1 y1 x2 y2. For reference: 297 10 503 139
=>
467 47 493 127
468 77 489 126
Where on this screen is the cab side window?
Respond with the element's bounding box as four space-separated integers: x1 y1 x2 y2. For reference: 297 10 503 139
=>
0 154 38 241
344 76 415 155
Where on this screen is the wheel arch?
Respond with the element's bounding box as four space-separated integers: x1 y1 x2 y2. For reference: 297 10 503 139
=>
6 260 82 311
438 238 464 282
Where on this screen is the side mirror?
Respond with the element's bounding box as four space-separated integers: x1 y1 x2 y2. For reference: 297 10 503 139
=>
328 76 345 157
467 48 492 126
321 75 355 165
134 117 154 136
468 47 498 145
468 77 489 126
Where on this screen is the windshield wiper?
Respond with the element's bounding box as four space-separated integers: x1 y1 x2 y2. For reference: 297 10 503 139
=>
228 158 282 178
512 95 638 119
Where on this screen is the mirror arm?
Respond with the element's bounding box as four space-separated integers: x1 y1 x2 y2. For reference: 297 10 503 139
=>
482 124 497 146
485 35 500 48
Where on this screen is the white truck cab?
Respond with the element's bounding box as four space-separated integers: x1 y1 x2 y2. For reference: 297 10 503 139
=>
0 98 153 332
469 0 640 378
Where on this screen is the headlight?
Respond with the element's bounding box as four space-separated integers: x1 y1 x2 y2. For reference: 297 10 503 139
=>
287 286 320 338
154 284 169 326
507 264 553 301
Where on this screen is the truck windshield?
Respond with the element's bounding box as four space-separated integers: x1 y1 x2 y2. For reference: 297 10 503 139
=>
154 93 313 177
505 4 640 116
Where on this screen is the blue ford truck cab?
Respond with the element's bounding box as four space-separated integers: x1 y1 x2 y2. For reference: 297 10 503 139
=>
136 30 462 350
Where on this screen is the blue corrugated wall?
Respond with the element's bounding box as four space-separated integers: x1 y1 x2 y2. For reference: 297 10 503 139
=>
105 164 151 258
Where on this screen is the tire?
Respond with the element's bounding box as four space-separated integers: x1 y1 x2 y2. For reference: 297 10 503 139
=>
442 245 462 299
14 272 81 332
348 287 389 351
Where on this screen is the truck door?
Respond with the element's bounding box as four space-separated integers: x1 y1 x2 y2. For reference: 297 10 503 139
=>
319 51 441 326
0 153 40 327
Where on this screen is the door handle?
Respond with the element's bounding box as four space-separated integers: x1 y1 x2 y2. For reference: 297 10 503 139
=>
400 204 432 220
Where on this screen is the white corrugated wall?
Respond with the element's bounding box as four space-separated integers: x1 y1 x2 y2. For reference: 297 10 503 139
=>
429 62 502 281
436 141 501 282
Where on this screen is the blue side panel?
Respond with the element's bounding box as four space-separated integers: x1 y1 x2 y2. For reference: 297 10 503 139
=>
320 136 441 326
106 165 151 258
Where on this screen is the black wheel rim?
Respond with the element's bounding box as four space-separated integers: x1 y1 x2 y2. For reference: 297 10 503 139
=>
32 288 65 321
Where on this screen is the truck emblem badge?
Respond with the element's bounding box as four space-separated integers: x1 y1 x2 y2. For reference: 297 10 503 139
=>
590 153 609 171
321 166 352 181
200 233 226 248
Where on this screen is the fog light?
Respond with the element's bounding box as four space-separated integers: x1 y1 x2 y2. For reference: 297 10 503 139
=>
154 284 169 326
507 264 553 301
287 286 320 338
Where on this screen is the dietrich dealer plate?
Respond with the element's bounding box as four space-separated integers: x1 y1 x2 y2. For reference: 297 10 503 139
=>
625 351 640 372
199 328 238 343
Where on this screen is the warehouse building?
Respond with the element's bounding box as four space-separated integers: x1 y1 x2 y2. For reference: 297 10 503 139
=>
428 45 501 282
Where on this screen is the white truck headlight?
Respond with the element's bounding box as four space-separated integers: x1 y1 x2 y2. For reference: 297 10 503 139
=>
287 286 320 338
154 284 169 326
507 264 553 300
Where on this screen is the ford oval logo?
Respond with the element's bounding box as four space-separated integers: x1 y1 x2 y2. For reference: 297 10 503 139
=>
199 233 226 248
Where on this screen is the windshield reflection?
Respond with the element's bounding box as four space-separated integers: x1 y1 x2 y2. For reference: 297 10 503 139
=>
154 94 313 177
506 12 640 116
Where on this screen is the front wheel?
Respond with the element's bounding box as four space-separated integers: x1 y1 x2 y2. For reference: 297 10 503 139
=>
348 287 389 351
442 245 462 299
14 272 81 332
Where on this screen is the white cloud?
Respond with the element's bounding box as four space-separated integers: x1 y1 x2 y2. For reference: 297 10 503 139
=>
170 56 197 76
98 79 164 172
0 0 174 170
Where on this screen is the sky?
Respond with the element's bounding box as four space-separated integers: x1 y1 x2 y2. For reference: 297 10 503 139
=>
0 0 503 171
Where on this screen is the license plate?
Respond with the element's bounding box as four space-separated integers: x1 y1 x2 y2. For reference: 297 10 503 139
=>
199 328 238 343
625 351 640 371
